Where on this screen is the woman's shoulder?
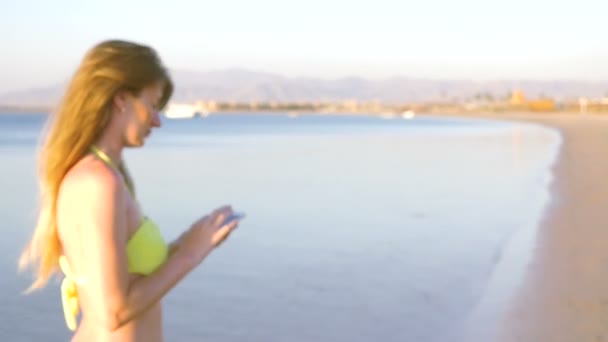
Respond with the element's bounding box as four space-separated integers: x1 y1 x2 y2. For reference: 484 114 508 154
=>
61 156 124 201
57 156 128 241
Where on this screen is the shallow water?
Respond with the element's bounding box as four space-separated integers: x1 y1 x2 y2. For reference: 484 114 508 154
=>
0 113 560 341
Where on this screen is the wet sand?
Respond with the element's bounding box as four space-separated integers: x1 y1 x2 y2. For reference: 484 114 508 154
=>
464 113 608 341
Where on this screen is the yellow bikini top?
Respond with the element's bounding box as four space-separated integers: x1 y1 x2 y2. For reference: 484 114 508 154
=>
59 145 169 331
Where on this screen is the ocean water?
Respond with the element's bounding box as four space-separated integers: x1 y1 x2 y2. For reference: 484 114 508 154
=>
0 113 561 341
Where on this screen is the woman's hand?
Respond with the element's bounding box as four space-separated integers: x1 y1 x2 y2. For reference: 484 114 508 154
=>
177 205 239 262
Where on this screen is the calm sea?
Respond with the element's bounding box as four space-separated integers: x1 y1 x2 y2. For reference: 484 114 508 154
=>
0 113 560 341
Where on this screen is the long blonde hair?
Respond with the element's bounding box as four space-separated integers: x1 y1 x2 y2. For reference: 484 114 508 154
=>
19 40 173 291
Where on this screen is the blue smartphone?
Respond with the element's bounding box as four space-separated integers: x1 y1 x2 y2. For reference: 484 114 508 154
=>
221 212 246 227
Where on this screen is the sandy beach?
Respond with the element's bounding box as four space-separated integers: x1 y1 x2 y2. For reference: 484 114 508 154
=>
466 113 608 341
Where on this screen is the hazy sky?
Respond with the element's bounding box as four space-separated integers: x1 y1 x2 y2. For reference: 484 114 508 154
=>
1 0 606 92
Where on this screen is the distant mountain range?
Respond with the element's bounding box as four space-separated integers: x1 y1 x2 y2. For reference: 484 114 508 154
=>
1 68 607 107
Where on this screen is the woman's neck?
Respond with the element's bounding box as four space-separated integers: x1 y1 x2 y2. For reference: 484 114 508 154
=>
93 131 123 165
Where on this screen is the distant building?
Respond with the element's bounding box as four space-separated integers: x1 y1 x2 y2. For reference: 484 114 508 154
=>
511 89 526 105
529 99 556 112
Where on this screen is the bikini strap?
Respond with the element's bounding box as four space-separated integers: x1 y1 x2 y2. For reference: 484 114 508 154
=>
89 144 119 170
89 144 136 198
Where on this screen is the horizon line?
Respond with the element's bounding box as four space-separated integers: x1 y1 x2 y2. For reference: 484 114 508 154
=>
2 67 608 95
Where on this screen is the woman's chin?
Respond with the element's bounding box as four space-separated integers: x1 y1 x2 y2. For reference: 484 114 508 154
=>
125 139 145 148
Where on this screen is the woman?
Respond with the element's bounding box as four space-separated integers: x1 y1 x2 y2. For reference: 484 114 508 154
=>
19 40 239 341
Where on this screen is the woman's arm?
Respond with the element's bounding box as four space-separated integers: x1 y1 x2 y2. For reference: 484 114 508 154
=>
168 233 185 256
112 244 204 330
79 167 231 332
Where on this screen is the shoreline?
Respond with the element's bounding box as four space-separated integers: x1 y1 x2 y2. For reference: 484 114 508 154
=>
448 112 608 341
504 114 608 341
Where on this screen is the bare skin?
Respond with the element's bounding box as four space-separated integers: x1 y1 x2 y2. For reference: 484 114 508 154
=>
56 82 238 341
